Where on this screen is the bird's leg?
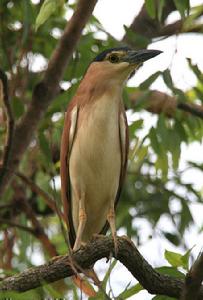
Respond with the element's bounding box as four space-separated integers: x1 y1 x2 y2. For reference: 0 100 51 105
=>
73 192 87 251
107 205 118 257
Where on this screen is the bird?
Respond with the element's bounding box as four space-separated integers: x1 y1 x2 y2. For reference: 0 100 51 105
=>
60 46 162 253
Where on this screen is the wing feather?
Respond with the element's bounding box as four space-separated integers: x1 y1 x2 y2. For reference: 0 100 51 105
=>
60 104 78 246
116 107 129 207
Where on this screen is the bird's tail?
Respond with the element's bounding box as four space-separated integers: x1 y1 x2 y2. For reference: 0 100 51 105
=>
58 218 99 297
72 268 100 297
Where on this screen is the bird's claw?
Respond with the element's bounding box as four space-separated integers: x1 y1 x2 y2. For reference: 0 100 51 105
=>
113 233 118 258
92 233 105 240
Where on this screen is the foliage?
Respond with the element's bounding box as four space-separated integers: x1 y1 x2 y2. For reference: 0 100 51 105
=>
0 0 203 299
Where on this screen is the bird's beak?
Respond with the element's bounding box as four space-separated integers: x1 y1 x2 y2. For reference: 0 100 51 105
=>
123 49 162 65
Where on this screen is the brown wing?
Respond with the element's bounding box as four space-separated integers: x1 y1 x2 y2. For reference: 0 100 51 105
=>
60 103 78 247
101 106 129 234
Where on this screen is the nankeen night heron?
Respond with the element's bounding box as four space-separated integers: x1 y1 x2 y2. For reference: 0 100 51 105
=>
60 47 162 252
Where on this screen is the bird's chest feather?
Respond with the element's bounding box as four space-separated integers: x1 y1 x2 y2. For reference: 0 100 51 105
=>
80 96 120 166
69 94 121 197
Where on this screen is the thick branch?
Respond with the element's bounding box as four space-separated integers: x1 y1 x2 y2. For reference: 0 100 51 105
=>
0 236 203 299
0 0 98 197
181 252 203 300
129 90 203 119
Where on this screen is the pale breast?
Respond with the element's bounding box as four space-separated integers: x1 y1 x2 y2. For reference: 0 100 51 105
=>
69 94 121 241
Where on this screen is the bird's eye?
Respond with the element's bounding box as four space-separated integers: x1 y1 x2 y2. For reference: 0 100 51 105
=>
108 54 119 63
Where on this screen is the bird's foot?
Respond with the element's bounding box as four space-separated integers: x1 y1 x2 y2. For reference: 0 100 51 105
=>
92 233 105 240
107 208 118 257
73 241 86 252
112 233 118 258
79 241 87 250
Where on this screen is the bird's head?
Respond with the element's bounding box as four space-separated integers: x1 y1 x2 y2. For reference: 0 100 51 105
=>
77 47 162 101
85 47 162 87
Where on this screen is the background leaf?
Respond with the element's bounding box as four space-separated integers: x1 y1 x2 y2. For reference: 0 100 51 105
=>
35 0 64 30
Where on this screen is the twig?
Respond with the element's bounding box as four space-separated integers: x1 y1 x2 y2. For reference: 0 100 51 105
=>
177 102 203 119
3 229 15 269
0 203 14 210
130 90 203 119
0 217 35 235
16 172 64 220
0 69 15 186
21 198 57 257
181 251 203 300
1 236 202 299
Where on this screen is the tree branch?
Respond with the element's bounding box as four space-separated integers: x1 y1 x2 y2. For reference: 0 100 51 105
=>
0 0 98 197
0 217 35 235
16 172 64 219
123 0 176 45
129 90 203 119
177 102 203 119
0 236 203 299
21 198 57 257
123 1 203 47
181 252 203 300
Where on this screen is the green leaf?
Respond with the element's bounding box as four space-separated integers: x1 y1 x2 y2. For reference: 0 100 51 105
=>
152 296 177 300
124 26 150 48
44 284 62 298
187 58 202 79
163 69 173 89
165 250 183 267
174 121 188 143
181 246 195 271
118 283 143 299
90 260 117 300
171 136 181 170
35 0 64 31
149 127 161 154
163 232 180 246
136 145 148 163
145 0 156 19
173 0 190 18
129 119 143 136
0 290 42 300
156 266 185 279
162 247 194 274
140 71 161 90
155 152 168 180
194 87 203 102
101 259 117 289
158 0 165 21
174 88 188 102
157 114 169 146
179 200 193 234
149 123 169 179
38 131 52 163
